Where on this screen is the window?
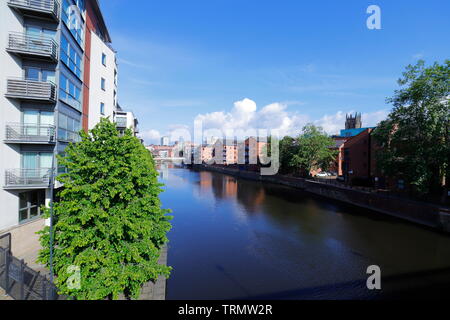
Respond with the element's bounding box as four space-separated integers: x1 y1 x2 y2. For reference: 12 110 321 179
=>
22 110 54 136
59 74 82 111
101 78 106 90
102 53 106 66
22 152 53 170
60 35 82 79
62 0 85 47
19 191 45 223
58 112 81 142
100 102 105 115
24 67 55 82
25 25 56 39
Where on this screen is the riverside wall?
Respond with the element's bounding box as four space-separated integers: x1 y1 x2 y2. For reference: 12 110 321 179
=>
193 164 450 233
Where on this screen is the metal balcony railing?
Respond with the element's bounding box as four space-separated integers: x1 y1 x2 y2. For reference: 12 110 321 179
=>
5 123 56 144
7 32 58 61
7 0 60 21
116 117 127 128
6 78 56 102
4 168 52 189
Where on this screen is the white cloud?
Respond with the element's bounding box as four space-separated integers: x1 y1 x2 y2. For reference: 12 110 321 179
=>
140 99 389 144
194 98 389 139
140 129 161 144
194 98 310 138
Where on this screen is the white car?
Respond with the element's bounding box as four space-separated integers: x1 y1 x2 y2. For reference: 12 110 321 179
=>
316 172 329 178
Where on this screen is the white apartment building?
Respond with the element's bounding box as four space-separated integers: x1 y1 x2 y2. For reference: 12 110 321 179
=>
115 104 139 137
87 30 118 129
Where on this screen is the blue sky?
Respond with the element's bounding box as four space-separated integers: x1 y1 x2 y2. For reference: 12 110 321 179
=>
100 0 450 143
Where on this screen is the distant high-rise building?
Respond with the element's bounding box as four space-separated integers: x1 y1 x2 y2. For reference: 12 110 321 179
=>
161 136 170 146
345 113 362 130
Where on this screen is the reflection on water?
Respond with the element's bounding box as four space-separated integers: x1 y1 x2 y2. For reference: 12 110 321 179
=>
158 166 450 300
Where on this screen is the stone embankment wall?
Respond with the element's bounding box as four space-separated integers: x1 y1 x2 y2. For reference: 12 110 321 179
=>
194 165 450 233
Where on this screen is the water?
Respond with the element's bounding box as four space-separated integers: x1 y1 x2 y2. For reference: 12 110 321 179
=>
159 166 450 300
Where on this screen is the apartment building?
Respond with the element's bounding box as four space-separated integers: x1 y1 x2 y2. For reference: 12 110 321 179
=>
114 104 139 137
0 0 138 235
84 0 117 130
0 0 85 232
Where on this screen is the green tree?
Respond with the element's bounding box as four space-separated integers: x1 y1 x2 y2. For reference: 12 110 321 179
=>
278 136 299 174
38 118 172 300
373 60 450 200
291 124 338 176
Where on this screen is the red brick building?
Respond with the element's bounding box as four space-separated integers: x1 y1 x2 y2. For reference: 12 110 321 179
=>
341 128 374 184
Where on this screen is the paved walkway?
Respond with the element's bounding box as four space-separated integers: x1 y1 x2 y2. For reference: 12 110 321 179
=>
0 288 12 300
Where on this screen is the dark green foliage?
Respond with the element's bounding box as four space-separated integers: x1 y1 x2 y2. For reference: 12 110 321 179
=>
279 124 338 176
373 60 450 198
38 118 172 300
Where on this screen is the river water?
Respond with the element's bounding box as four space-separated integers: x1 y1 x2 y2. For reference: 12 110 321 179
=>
159 166 450 300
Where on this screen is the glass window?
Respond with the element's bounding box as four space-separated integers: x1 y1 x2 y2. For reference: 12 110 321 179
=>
100 102 105 115
18 191 45 224
25 26 41 37
42 29 57 39
42 70 56 83
59 113 67 130
58 113 81 142
101 78 106 90
25 67 40 80
23 152 38 170
40 153 53 168
102 53 106 66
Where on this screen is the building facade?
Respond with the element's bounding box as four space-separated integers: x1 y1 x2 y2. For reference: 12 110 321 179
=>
0 0 87 231
0 0 139 234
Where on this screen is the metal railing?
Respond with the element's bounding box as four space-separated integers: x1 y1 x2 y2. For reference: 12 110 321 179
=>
0 234 62 300
5 123 56 143
7 32 58 60
7 0 60 19
116 117 127 128
4 168 52 188
6 78 56 102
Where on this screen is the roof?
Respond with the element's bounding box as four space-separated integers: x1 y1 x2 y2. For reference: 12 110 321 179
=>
339 127 375 138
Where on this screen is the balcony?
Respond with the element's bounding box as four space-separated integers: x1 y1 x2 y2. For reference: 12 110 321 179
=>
7 0 60 22
4 168 51 190
6 78 56 102
7 32 58 61
4 123 56 144
116 117 128 128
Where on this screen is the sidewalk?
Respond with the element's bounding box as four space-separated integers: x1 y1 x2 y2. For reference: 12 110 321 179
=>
0 288 12 300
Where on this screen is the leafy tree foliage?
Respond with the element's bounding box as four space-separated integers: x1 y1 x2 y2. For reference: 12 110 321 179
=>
278 124 338 176
372 60 449 199
38 119 172 300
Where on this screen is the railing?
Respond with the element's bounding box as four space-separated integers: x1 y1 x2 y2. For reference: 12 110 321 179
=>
4 168 52 188
0 235 62 300
5 123 56 143
7 0 60 19
116 117 127 128
6 78 56 102
8 32 58 60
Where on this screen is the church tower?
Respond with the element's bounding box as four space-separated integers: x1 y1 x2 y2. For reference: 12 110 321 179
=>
345 113 362 130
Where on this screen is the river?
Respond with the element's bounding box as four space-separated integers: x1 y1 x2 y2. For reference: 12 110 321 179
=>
158 165 450 300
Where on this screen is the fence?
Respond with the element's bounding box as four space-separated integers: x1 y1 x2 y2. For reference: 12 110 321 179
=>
0 233 62 300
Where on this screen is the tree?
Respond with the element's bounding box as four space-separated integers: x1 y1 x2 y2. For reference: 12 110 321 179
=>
278 136 298 174
38 118 172 300
291 124 338 176
372 60 449 200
